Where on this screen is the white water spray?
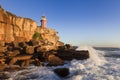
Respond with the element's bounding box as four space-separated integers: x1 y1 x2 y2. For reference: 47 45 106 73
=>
76 45 107 65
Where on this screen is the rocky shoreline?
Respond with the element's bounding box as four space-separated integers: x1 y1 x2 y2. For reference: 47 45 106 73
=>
0 40 89 79
0 40 89 72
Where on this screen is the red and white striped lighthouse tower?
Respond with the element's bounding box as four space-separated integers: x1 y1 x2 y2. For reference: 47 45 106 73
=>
41 16 47 28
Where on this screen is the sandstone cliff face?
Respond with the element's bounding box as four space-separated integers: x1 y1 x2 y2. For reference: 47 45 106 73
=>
0 6 37 42
35 27 62 50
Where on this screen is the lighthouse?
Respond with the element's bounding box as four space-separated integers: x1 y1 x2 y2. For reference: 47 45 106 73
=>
41 16 47 28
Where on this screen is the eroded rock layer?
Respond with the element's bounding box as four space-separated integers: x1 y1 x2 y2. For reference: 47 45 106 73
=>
0 6 37 42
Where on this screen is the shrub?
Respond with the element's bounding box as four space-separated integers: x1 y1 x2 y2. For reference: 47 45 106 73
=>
32 32 42 40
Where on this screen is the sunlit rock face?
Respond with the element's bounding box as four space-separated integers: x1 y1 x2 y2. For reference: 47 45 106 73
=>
35 27 62 51
0 6 37 42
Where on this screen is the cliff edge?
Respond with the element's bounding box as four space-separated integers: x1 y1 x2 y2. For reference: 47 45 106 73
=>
0 6 63 50
0 6 37 42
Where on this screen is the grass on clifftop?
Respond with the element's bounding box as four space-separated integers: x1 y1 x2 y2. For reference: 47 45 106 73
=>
32 32 42 40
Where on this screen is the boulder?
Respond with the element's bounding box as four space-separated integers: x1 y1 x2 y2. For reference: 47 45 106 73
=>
65 44 73 50
31 58 43 66
0 64 7 72
36 46 41 52
18 42 27 48
4 65 24 72
0 71 10 79
6 50 20 57
9 55 32 65
47 54 63 66
13 41 19 48
0 52 4 57
0 41 5 46
20 59 30 67
57 50 74 60
26 40 39 46
54 68 69 77
0 46 7 52
57 41 64 47
73 50 89 60
25 46 34 54
35 52 46 62
36 46 47 52
0 59 6 64
57 50 89 60
7 46 14 51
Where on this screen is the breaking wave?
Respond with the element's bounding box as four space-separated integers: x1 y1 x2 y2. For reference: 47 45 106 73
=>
76 45 107 65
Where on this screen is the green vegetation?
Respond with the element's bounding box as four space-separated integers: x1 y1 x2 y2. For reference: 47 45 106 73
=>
32 32 42 40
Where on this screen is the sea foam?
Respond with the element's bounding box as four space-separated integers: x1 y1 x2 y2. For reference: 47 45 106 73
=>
76 45 107 65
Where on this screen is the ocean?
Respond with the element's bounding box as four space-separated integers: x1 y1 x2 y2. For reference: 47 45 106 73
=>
7 46 120 80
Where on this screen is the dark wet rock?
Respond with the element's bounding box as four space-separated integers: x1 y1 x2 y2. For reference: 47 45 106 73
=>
65 44 73 50
58 44 73 51
73 50 89 60
47 50 57 56
58 46 66 51
31 58 44 66
57 50 74 60
35 50 57 62
54 68 69 77
35 52 45 61
57 50 89 60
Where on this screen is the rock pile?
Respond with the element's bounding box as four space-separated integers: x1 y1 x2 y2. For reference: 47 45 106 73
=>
54 68 70 77
0 39 89 71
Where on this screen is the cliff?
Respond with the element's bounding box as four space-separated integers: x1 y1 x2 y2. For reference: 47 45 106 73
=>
0 6 64 50
0 6 37 42
34 27 65 50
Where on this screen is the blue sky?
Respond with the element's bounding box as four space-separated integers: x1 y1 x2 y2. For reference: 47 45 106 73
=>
0 0 120 47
